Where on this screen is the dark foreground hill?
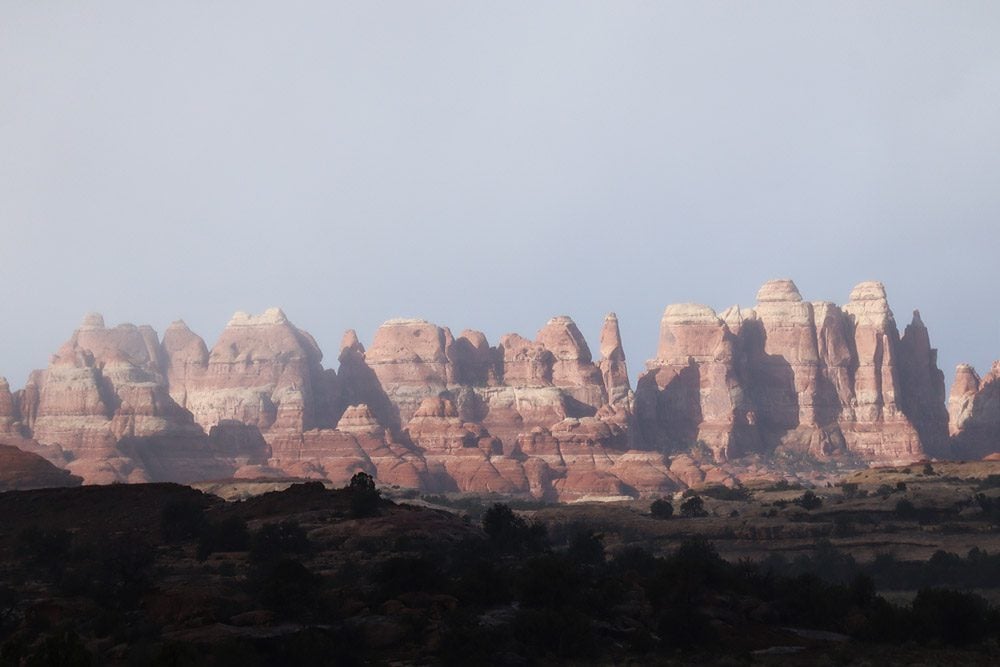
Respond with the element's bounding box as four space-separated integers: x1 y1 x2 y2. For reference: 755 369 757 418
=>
2 480 1000 665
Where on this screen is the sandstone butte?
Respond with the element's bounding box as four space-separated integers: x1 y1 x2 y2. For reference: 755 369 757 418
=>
0 280 997 500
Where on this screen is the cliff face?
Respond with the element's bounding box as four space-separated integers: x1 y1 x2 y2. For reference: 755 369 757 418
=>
3 279 973 497
634 280 946 466
948 362 1000 458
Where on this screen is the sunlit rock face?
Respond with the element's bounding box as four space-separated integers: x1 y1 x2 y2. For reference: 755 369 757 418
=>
0 378 19 435
170 308 342 434
634 280 947 466
949 361 1000 459
634 303 756 462
0 444 82 491
599 313 631 408
24 314 210 483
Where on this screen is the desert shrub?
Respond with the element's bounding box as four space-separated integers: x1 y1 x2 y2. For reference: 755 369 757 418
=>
348 471 381 518
24 631 92 667
876 484 895 499
894 499 917 519
923 462 935 476
765 479 803 492
701 485 751 502
795 490 822 510
680 495 706 517
481 504 547 553
512 606 596 659
19 527 72 578
250 521 310 563
60 533 155 609
160 500 206 543
567 529 605 566
975 493 1000 521
197 516 250 560
650 498 674 519
833 516 857 537
912 588 992 645
840 482 859 498
249 558 324 619
517 554 586 610
977 474 1000 490
373 556 444 599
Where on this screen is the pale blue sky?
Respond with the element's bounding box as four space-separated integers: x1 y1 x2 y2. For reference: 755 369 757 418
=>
1 2 998 388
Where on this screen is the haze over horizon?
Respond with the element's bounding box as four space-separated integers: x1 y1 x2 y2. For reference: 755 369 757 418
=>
2 2 998 390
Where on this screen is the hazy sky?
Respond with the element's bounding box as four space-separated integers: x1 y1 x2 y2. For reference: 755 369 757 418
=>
2 2 998 389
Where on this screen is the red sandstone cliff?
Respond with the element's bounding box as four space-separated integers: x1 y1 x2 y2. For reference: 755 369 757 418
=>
2 279 974 497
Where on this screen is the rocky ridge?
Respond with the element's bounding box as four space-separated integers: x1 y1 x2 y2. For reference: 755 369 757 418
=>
0 280 992 499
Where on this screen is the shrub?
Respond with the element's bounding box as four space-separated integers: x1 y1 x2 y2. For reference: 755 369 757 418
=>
481 503 547 552
895 499 917 519
840 482 859 498
912 588 991 645
680 495 706 518
348 471 381 518
24 631 92 667
160 500 206 543
19 527 72 578
567 529 605 566
197 516 250 560
650 498 674 519
795 490 822 510
250 559 324 620
701 485 752 502
250 521 310 563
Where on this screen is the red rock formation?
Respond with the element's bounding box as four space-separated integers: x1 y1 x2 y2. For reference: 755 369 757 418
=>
20 313 267 484
0 378 18 435
0 280 961 496
363 319 451 425
0 443 82 490
741 281 846 458
635 303 757 461
948 364 981 436
447 330 499 386
174 308 340 435
337 330 401 433
405 396 526 494
160 320 209 410
535 316 604 409
840 282 923 463
898 310 950 456
498 333 553 386
949 362 1000 458
599 313 631 407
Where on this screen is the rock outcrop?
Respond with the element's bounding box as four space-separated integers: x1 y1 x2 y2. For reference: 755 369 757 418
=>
599 313 631 407
0 443 82 490
0 378 19 435
169 308 341 435
635 303 755 461
949 362 1000 458
635 280 945 465
0 279 971 496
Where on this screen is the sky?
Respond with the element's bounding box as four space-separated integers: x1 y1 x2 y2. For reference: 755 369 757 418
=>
1 2 999 389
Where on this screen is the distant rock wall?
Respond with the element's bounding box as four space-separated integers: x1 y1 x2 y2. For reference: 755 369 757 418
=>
635 280 943 465
1 279 983 498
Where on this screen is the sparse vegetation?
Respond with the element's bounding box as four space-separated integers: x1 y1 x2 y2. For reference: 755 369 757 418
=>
795 490 823 510
650 498 674 519
680 495 707 517
3 468 1000 663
